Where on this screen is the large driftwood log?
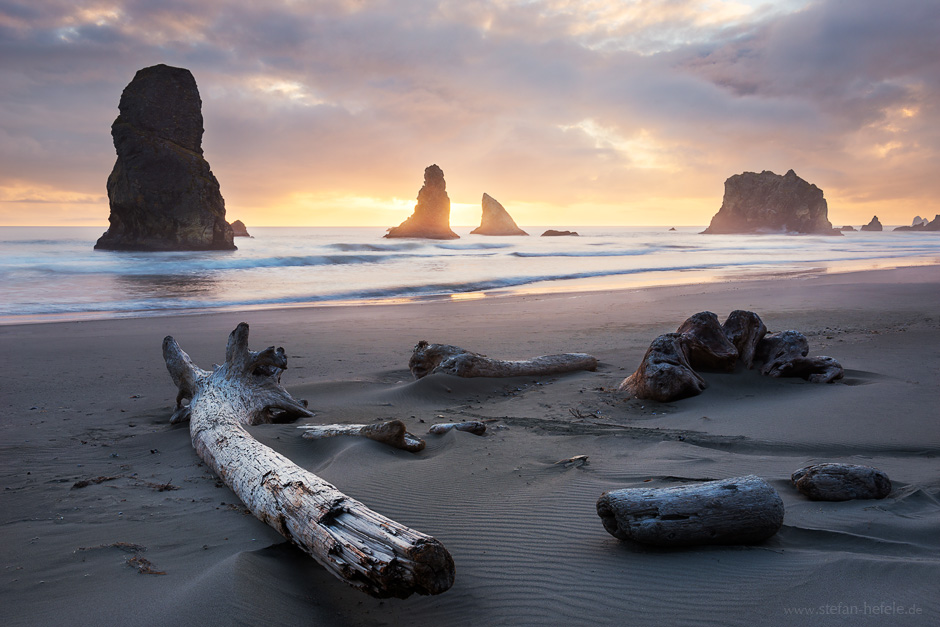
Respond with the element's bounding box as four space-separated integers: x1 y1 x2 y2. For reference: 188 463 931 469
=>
676 311 738 371
299 420 426 452
409 341 597 379
428 421 487 436
596 475 784 547
721 310 767 369
163 323 454 598
791 463 891 501
618 333 706 402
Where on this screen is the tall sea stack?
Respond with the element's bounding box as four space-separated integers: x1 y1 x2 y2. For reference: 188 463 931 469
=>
471 194 528 236
95 64 235 251
702 170 836 235
385 164 459 240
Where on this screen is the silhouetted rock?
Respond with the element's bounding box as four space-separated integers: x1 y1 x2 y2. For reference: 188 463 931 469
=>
231 220 251 237
541 229 579 237
470 194 528 236
894 214 940 231
702 169 836 235
840 225 857 231
860 215 883 232
668 227 676 231
95 64 235 251
385 165 458 240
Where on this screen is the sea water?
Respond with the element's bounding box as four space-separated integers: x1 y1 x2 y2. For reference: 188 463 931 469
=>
1 226 938 324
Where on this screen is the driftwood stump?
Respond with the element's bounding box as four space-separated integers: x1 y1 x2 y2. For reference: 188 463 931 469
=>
677 311 738 371
721 310 767 369
754 331 844 382
163 323 454 598
299 420 426 452
618 333 706 402
791 463 891 501
596 476 784 547
409 341 597 379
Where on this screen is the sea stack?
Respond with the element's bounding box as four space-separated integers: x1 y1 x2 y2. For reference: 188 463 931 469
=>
860 216 883 232
470 194 528 236
702 169 836 235
894 214 940 231
385 165 459 240
95 65 235 251
230 220 251 237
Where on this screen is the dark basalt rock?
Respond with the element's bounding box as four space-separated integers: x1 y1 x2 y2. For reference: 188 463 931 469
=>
541 229 579 237
95 64 235 251
860 215 883 232
470 194 528 236
894 214 940 231
230 220 251 237
702 169 837 235
791 463 891 501
385 165 459 240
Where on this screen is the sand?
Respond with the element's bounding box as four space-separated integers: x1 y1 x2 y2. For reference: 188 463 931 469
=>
2 266 938 626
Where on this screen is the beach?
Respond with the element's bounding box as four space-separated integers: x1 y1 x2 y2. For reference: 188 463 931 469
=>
1 265 938 626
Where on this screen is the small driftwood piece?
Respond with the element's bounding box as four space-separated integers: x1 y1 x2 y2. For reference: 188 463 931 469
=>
791 463 891 501
721 310 767 369
618 333 706 402
754 330 844 383
677 311 738 371
428 421 486 436
299 420 426 452
410 341 597 379
596 475 784 547
163 323 454 598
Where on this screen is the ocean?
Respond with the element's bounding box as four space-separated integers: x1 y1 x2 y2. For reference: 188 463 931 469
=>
1 225 938 324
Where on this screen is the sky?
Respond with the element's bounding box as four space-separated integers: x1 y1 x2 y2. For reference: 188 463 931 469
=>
1 0 938 228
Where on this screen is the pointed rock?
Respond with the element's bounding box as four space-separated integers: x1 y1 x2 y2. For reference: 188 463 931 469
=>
860 215 883 232
95 64 235 251
385 165 459 239
470 194 528 236
230 220 251 237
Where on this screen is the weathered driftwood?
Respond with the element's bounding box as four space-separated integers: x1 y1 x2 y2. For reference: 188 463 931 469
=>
677 311 738 371
428 421 486 436
596 475 784 547
721 310 767 369
754 330 843 382
618 333 706 402
409 341 597 379
791 463 891 501
163 323 454 598
299 420 426 452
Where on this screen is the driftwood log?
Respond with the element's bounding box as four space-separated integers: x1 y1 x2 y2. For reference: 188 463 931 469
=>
163 323 454 598
596 475 784 547
721 310 767 369
754 330 844 383
410 341 597 379
299 420 426 452
677 311 738 371
618 333 706 402
791 463 891 501
428 421 487 436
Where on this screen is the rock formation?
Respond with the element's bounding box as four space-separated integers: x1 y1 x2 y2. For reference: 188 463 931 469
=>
894 214 940 231
470 194 528 236
912 216 928 227
860 215 883 231
541 229 579 237
95 64 235 251
230 220 251 237
840 225 857 232
702 169 836 235
385 165 459 239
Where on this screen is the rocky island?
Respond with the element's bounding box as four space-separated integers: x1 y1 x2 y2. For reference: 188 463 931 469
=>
894 215 940 231
95 64 235 251
385 165 459 240
702 169 837 235
860 216 883 232
470 194 528 236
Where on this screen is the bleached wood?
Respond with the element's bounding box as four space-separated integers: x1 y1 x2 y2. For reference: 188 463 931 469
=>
428 421 486 435
410 341 597 379
597 475 784 547
791 463 891 501
299 420 426 452
163 323 454 598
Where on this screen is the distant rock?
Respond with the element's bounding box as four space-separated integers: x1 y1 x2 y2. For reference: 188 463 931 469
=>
470 194 528 236
702 169 836 235
385 165 458 239
230 220 251 237
839 225 856 231
894 214 940 231
95 64 235 251
541 229 579 237
668 227 676 231
860 216 883 232
912 216 928 227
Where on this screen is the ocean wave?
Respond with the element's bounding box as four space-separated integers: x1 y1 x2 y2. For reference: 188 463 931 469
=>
326 242 425 252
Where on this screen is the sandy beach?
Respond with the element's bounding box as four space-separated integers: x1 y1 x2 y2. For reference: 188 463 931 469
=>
2 265 938 626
